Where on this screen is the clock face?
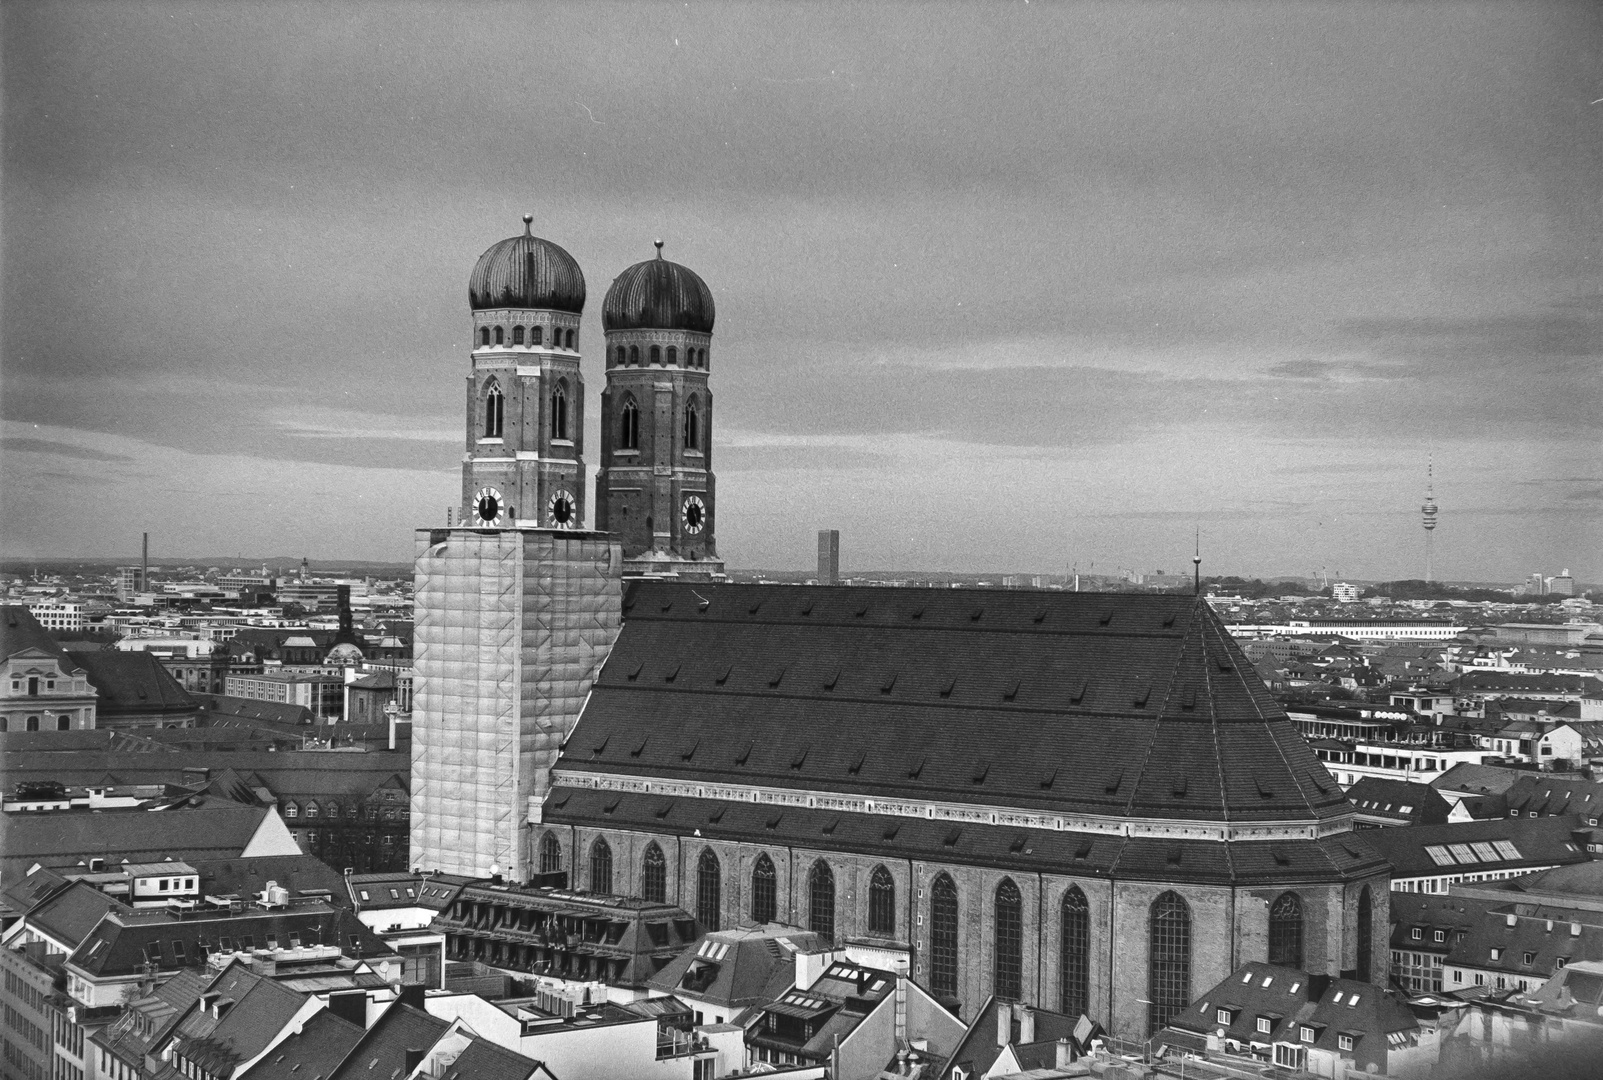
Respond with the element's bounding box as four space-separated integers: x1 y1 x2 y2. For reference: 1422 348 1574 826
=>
682 494 707 534
474 487 503 525
547 490 577 529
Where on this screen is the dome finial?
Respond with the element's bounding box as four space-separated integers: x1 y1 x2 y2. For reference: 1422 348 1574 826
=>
654 238 664 259
522 213 533 235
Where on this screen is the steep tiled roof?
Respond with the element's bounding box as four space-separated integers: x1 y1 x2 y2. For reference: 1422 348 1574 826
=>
1503 775 1603 822
172 962 308 1074
1344 778 1451 825
68 650 197 715
23 880 132 949
649 925 824 1007
439 1037 544 1080
1356 816 1591 880
941 999 1087 1080
1432 762 1525 797
237 1007 363 1080
327 1002 449 1080
0 797 273 879
1443 905 1603 978
0 606 82 672
555 584 1349 827
192 693 315 728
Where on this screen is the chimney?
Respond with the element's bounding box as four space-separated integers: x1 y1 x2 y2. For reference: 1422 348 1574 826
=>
1572 923 1583 937
1055 1039 1074 1071
404 1048 426 1074
1308 973 1332 1001
795 948 840 991
997 1003 1012 1047
1018 1006 1035 1045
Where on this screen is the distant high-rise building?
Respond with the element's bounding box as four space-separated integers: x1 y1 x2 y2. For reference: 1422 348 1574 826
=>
1527 572 1546 596
115 566 145 599
1550 570 1575 596
1420 457 1438 582
817 529 840 585
1332 582 1360 603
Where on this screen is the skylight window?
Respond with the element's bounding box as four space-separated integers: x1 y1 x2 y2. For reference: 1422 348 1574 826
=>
1470 842 1499 862
1425 845 1456 866
1492 840 1522 860
1447 844 1478 863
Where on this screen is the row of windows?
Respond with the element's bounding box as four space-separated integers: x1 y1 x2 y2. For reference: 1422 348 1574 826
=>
0 716 72 732
481 383 571 441
614 397 701 451
479 325 575 349
283 801 402 820
613 344 706 369
548 836 1345 1033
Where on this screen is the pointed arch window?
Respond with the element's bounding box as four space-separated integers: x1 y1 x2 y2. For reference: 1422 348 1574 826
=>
868 866 896 936
684 398 700 451
642 842 667 903
696 848 721 930
1269 892 1304 969
1357 886 1373 982
929 873 959 998
809 860 836 942
565 329 574 349
650 345 662 365
1148 891 1191 1036
550 383 569 441
994 878 1023 1001
513 325 525 345
615 345 627 368
751 854 777 924
539 832 562 876
494 326 504 345
589 837 613 894
667 346 678 366
1061 887 1090 1018
484 383 504 438
619 399 640 451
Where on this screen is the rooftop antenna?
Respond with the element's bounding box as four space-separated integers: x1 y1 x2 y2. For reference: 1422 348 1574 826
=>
1421 453 1438 583
1193 528 1202 596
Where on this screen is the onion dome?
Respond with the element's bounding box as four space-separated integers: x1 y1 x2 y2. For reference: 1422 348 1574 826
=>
468 215 586 313
602 240 715 333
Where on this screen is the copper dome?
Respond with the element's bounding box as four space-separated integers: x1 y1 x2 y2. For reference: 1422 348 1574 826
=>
602 243 715 333
468 217 586 313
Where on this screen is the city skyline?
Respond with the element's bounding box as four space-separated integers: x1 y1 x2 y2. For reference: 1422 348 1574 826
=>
3 2 1600 581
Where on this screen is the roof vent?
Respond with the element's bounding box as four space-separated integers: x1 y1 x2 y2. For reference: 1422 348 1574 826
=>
790 748 809 770
880 672 898 694
971 762 990 784
630 737 648 758
970 607 983 622
1033 609 1047 624
1166 847 1182 866
708 807 725 824
1171 774 1188 797
768 667 785 688
1071 678 1089 704
653 802 672 820
734 742 752 765
1039 768 1058 790
680 741 697 761
715 666 731 685
765 813 783 831
1105 770 1123 794
663 663 680 683
907 755 926 780
748 600 762 615
799 601 814 616
943 828 961 848
626 662 643 682
909 606 924 620
823 667 840 690
1098 608 1114 626
1132 680 1151 708
847 752 865 775
1002 680 1019 702
939 677 956 699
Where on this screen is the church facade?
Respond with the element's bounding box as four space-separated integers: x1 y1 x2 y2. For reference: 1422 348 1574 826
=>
411 218 1390 1040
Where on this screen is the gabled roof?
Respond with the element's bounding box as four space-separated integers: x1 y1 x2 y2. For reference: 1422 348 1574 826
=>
1386 893 1492 951
555 584 1351 833
0 605 82 673
749 960 897 1060
95 968 210 1067
1343 778 1451 825
327 1002 449 1080
438 1036 545 1080
1431 762 1527 797
941 998 1088 1080
192 693 316 728
23 880 133 949
1356 816 1590 880
0 797 274 879
1443 905 1603 977
648 924 824 1006
1505 775 1603 821
172 961 308 1074
68 649 197 715
237 1007 364 1080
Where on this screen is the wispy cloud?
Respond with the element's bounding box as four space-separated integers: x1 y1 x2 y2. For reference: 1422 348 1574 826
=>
0 437 132 463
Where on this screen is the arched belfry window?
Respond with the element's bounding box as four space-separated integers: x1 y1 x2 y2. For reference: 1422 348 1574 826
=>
494 326 504 345
539 832 562 876
698 348 707 367
751 854 777 924
667 346 678 366
994 878 1023 1001
619 399 640 451
696 848 721 930
1061 887 1090 1018
868 866 896 936
1148 891 1192 1036
615 345 626 368
551 383 569 441
809 860 836 942
513 325 525 346
1357 886 1373 982
650 345 662 365
479 327 490 347
484 383 504 439
629 345 640 366
642 843 666 903
532 326 543 346
929 873 959 998
589 837 613 894
564 329 574 349
684 398 700 451
1269 892 1304 969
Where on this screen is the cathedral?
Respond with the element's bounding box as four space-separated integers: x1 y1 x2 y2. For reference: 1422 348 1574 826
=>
410 218 1390 1045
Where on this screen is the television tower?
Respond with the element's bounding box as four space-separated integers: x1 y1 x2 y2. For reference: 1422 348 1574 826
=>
1420 456 1438 582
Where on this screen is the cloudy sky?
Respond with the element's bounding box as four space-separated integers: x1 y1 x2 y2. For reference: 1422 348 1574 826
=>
3 1 1599 581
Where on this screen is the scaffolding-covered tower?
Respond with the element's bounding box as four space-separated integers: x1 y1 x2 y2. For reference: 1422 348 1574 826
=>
410 527 622 880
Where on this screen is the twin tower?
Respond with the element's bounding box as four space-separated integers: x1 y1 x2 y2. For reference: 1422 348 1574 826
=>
461 214 720 575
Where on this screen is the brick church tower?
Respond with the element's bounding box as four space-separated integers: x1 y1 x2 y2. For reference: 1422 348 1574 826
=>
461 215 587 530
595 241 724 579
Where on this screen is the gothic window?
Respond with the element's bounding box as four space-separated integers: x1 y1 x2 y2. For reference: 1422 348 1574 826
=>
930 873 959 998
615 345 627 368
684 398 700 451
532 326 543 346
484 383 504 438
868 866 896 936
809 860 836 941
494 326 504 345
1357 886 1373 982
513 325 525 345
642 842 667 903
1148 891 1192 1036
551 383 569 441
479 327 490 347
667 346 678 366
1061 887 1090 1018
752 854 777 924
619 399 640 451
650 345 662 365
630 345 640 365
589 837 613 894
699 348 707 367
565 329 574 349
1269 892 1304 969
697 849 722 931
539 832 562 875
994 878 1023 1001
